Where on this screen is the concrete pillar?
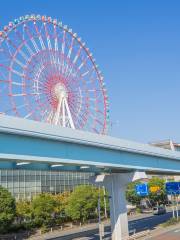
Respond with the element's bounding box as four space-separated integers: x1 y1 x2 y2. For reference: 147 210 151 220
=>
91 171 147 240
105 173 132 240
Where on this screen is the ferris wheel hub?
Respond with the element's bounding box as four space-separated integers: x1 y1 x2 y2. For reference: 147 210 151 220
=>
53 83 67 100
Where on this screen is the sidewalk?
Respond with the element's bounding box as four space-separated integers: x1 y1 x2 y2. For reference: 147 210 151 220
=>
143 222 180 239
28 213 144 240
28 221 110 240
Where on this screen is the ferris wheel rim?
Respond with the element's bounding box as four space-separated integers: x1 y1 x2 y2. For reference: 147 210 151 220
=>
0 14 109 134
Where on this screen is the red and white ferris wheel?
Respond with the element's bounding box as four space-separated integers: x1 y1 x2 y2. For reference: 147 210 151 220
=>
0 14 109 134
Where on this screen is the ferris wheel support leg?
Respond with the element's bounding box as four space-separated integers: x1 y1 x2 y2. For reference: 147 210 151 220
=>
54 97 62 125
62 98 66 127
64 97 75 129
46 111 53 123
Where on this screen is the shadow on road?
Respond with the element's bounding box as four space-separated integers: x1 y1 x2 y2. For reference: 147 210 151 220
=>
129 211 174 233
52 211 176 240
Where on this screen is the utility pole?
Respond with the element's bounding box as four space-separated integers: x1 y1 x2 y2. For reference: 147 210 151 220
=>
98 186 103 240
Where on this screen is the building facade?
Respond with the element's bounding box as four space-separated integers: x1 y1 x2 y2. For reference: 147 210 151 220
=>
0 169 94 199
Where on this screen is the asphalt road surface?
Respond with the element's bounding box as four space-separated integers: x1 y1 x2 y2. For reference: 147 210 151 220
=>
50 211 175 240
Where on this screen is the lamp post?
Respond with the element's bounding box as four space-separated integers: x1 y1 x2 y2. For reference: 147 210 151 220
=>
103 186 108 219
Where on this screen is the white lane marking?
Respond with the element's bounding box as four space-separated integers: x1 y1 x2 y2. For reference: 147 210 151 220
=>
174 229 180 233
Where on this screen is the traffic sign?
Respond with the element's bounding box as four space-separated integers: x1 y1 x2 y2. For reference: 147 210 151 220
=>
166 182 180 195
149 186 160 193
135 183 149 196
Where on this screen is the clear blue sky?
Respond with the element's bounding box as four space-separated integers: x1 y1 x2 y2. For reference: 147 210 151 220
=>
1 0 180 143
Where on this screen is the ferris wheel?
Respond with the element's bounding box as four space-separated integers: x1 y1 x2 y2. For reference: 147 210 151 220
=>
0 14 109 134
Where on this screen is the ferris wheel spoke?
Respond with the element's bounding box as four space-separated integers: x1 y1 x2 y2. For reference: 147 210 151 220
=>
33 21 46 50
60 30 66 74
9 92 43 97
44 23 56 65
64 46 83 78
94 118 104 127
87 111 98 121
67 37 74 59
63 37 74 75
53 25 58 51
23 102 49 121
77 56 88 71
15 28 35 57
23 24 40 54
54 26 62 70
13 58 26 68
39 35 46 50
76 113 89 129
66 43 89 76
4 41 13 59
11 81 23 86
0 79 9 83
10 68 24 77
7 37 29 62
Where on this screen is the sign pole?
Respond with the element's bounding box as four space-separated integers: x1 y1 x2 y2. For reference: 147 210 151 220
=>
176 194 179 220
171 193 175 218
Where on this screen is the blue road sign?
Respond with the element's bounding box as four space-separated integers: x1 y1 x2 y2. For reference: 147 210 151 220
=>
166 182 180 195
135 183 149 196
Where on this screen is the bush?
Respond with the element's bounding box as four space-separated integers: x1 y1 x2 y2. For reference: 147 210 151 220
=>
31 193 56 227
0 186 16 233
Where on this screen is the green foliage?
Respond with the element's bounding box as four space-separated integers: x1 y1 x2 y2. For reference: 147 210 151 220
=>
53 192 70 223
126 181 142 206
66 185 97 222
31 193 56 227
65 185 108 223
16 200 32 222
0 186 16 233
148 177 166 204
0 186 110 233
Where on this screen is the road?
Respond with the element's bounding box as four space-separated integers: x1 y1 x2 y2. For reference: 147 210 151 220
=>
49 210 175 240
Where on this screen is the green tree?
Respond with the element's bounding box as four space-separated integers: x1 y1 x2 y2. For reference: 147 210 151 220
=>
65 185 99 223
0 186 16 233
31 193 56 227
16 200 32 223
53 192 70 223
148 177 166 205
126 181 142 206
